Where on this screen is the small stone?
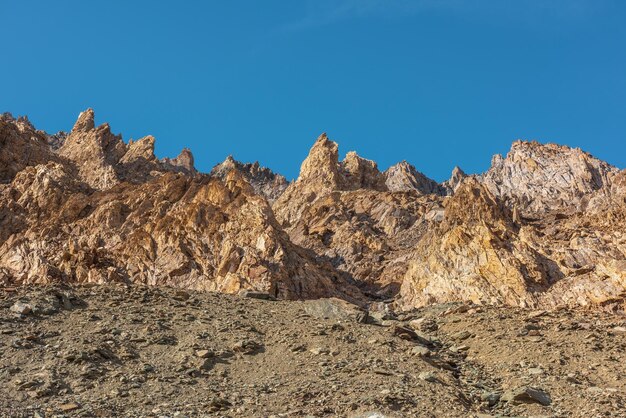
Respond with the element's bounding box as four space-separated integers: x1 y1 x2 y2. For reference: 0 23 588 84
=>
411 346 431 357
238 290 275 300
10 302 32 315
418 371 437 382
232 340 262 354
502 386 551 406
59 403 81 412
208 397 231 412
195 349 213 358
309 347 330 355
481 391 501 407
391 325 432 346
528 367 543 375
290 344 306 353
612 326 626 333
451 330 472 341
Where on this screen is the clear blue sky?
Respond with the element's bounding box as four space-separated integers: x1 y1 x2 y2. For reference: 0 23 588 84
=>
2 0 625 181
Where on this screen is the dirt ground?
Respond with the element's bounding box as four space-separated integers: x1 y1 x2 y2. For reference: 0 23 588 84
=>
1 284 625 417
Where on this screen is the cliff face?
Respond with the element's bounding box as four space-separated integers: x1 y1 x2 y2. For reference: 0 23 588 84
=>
481 140 619 216
1 110 624 311
399 149 625 310
0 110 361 303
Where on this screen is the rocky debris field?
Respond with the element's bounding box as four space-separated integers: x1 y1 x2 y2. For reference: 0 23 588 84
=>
1 285 625 417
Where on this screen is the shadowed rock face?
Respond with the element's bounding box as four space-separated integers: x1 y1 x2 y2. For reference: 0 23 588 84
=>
1 110 625 311
210 156 289 203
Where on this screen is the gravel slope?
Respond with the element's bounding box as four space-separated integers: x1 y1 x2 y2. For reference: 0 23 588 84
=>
1 285 625 417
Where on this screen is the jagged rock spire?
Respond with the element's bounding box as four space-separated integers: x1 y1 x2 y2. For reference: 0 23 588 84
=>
384 160 445 195
71 108 95 133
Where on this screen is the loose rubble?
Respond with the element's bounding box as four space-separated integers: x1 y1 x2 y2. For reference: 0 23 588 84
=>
1 285 625 417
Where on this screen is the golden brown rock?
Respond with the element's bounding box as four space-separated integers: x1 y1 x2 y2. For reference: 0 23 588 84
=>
1 111 625 312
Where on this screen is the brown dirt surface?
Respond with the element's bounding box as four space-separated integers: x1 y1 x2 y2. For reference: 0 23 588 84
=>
1 285 625 417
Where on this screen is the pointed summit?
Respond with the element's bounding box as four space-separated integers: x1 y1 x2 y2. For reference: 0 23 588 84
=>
297 132 340 185
170 148 195 173
441 166 467 195
341 151 387 191
482 140 619 215
120 135 156 163
384 161 444 195
71 108 95 133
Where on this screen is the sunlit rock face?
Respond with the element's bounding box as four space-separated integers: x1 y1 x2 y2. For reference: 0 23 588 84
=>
0 110 362 304
210 155 288 203
1 111 625 311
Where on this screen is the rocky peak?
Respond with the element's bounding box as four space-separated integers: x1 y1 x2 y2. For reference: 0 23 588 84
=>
163 148 196 174
384 161 445 195
482 140 619 215
293 133 389 193
441 166 467 195
297 133 342 188
122 135 157 163
1 112 15 121
71 108 95 133
273 133 390 226
210 156 289 202
60 109 201 189
59 109 126 190
46 131 68 150
340 151 387 191
0 115 57 183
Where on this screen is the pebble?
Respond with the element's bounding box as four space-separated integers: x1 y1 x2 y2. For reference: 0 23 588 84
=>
195 349 213 358
309 347 330 355
411 346 431 357
418 371 437 382
59 402 81 412
10 302 32 315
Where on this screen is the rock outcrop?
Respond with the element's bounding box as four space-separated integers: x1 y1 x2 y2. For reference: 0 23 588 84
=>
210 156 289 202
399 173 626 310
399 179 555 309
482 140 619 216
1 110 625 311
384 161 446 195
273 133 388 227
0 110 361 303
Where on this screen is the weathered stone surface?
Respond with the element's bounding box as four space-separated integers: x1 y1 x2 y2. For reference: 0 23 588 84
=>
0 111 362 303
211 156 288 203
482 140 619 216
501 386 552 406
1 110 625 312
384 161 445 195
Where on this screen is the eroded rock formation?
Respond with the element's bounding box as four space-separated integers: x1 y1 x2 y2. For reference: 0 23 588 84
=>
210 156 288 203
1 110 624 311
0 110 361 303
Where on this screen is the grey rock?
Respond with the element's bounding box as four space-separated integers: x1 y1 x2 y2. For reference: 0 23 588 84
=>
10 302 32 315
502 386 551 406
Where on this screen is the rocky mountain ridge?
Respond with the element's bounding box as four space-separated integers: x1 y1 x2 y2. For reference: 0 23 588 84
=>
1 109 624 312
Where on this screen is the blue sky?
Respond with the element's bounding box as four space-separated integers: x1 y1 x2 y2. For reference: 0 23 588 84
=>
2 0 625 181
